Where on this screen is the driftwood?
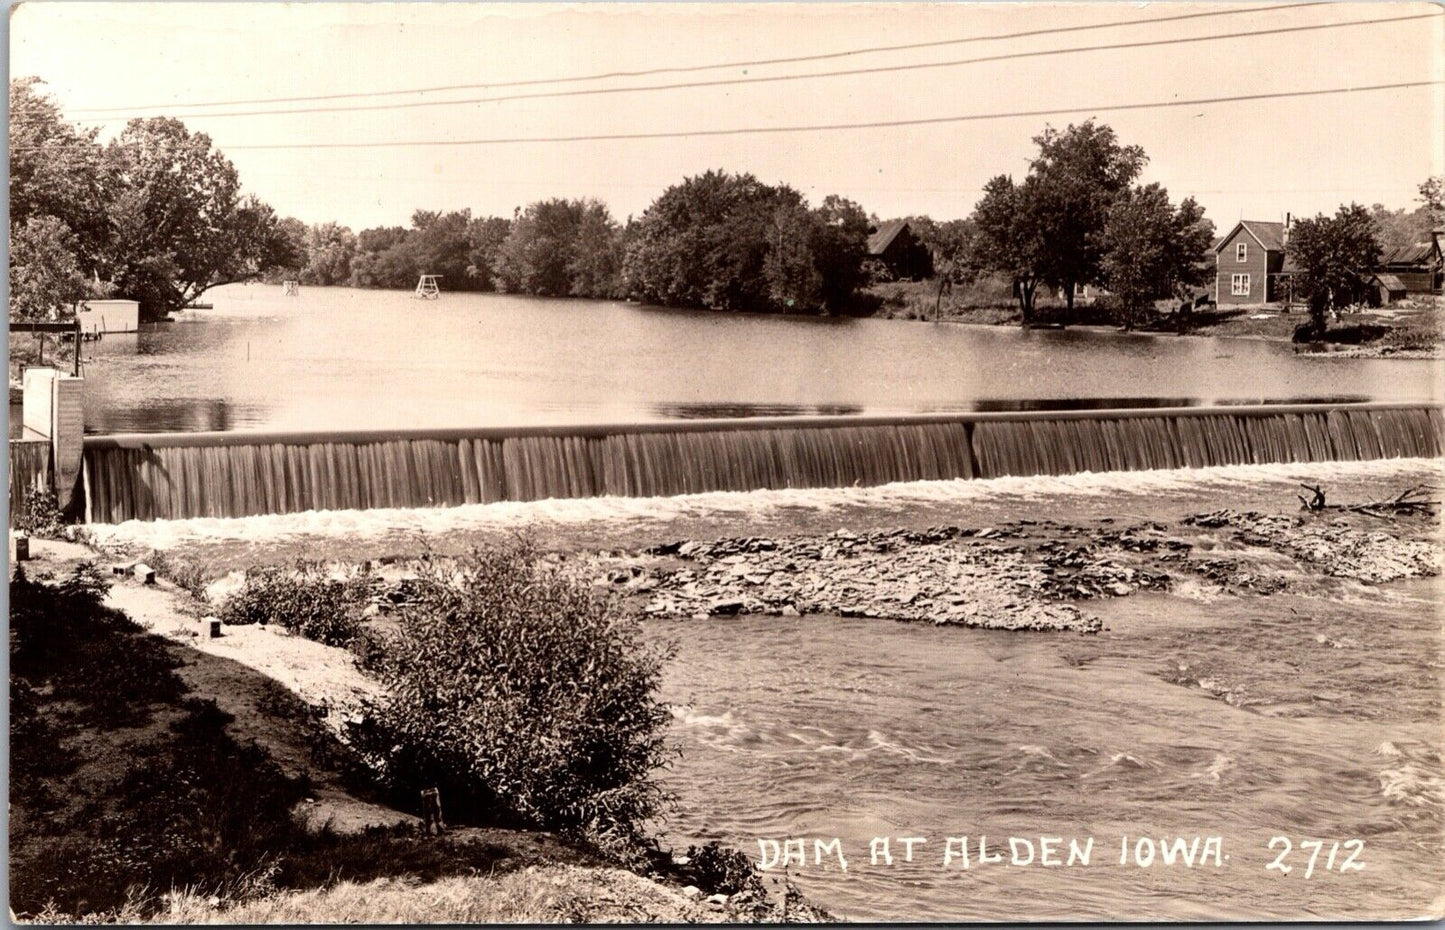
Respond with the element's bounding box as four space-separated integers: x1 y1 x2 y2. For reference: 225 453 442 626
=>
1297 484 1327 511
1299 484 1439 519
1345 485 1439 520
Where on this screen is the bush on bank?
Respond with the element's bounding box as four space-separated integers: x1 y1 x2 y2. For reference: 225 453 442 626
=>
220 561 374 646
349 541 676 850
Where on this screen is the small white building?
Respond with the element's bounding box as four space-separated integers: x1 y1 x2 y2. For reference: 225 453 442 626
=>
75 299 140 334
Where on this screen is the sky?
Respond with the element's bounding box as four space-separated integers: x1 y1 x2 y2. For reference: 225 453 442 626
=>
9 2 1443 233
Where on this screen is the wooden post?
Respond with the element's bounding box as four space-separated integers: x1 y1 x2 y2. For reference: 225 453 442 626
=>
420 787 446 835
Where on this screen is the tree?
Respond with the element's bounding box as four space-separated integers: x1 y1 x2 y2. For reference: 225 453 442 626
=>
104 118 298 319
1418 176 1444 227
464 216 512 291
1368 202 1433 253
624 170 812 313
971 175 1047 324
1286 203 1382 339
9 78 111 275
1025 121 1147 313
302 222 357 286
8 216 94 320
1100 184 1214 331
806 195 871 311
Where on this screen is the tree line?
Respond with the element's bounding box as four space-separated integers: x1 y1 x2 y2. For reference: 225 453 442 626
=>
267 171 873 315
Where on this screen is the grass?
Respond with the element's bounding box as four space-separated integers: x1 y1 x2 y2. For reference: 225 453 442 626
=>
5 561 612 922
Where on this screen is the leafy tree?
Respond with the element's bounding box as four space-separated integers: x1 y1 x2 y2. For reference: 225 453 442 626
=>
1368 202 1433 253
349 226 415 288
623 170 811 313
1100 184 1214 331
104 118 299 319
464 215 512 291
302 221 357 286
1418 176 1444 227
8 216 94 320
762 202 823 311
565 200 625 299
9 78 111 274
1026 120 1147 312
806 195 871 311
971 175 1047 323
1286 203 1382 339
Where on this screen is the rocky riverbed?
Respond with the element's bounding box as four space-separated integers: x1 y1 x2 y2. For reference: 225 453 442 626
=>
572 506 1440 633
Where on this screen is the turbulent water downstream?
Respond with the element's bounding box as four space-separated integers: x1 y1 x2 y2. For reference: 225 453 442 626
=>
97 460 1445 921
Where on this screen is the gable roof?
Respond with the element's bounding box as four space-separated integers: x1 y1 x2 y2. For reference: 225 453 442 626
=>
867 220 910 256
1214 220 1286 253
1368 272 1406 291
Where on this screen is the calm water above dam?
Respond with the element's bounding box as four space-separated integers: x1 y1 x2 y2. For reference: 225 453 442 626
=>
81 283 1439 434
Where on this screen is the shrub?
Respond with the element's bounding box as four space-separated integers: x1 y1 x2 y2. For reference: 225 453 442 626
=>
144 548 212 600
684 841 767 898
14 487 65 537
350 540 676 846
220 561 373 647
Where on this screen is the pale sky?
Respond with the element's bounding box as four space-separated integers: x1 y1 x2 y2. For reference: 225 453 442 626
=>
9 2 1443 232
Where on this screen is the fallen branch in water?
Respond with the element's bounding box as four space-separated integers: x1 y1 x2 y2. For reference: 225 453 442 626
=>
1343 485 1439 519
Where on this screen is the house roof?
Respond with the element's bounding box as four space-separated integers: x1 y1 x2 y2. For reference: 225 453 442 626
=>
1214 220 1288 254
867 220 910 256
1380 242 1436 266
1370 273 1407 291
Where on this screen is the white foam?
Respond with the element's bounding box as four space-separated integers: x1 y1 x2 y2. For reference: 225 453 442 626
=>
83 457 1444 553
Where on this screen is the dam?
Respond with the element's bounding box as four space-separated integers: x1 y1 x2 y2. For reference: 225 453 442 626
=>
81 402 1443 523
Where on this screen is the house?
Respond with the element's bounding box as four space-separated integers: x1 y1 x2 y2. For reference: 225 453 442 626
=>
1213 220 1290 305
1377 238 1443 295
866 220 933 281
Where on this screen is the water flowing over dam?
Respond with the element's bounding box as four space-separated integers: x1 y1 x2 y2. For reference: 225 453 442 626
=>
81 403 1443 523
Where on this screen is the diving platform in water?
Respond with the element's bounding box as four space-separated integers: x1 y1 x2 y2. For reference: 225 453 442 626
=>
414 275 441 299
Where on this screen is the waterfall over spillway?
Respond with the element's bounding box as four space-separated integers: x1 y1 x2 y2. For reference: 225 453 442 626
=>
81 403 1443 523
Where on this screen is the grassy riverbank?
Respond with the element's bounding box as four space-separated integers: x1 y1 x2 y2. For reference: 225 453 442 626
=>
867 280 1445 356
8 539 829 924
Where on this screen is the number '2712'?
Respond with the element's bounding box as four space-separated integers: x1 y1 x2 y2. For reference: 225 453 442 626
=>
1266 838 1364 877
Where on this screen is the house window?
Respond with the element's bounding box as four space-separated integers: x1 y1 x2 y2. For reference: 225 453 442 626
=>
1236 242 1248 262
1231 273 1251 296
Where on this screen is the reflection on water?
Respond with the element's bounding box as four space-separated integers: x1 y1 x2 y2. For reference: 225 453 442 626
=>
79 283 1439 434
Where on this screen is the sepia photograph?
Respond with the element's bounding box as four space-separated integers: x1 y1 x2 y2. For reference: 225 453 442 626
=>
5 1 1443 922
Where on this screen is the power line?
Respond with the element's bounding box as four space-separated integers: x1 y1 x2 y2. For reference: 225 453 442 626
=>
43 12 1434 123
65 1 1331 114
219 80 1442 151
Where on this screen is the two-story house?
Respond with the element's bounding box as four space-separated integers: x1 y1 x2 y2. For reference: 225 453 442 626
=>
1213 220 1288 306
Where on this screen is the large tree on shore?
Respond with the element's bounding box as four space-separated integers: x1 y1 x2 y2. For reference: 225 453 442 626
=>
971 175 1047 324
103 118 298 320
1100 184 1214 331
1026 121 1147 313
9 78 111 274
1287 203 1382 339
970 121 1148 325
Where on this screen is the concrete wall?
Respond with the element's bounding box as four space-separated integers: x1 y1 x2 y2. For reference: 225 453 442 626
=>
75 299 140 334
16 368 86 514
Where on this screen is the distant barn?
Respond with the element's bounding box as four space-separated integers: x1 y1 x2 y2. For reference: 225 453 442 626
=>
866 220 934 281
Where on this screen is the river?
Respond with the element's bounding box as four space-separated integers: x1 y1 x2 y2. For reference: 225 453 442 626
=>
74 284 1443 920
80 283 1438 434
